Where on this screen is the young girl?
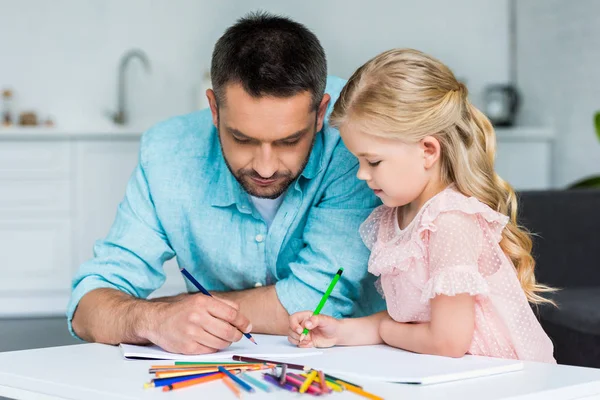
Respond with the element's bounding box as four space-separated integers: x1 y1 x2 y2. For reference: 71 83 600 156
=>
288 49 556 363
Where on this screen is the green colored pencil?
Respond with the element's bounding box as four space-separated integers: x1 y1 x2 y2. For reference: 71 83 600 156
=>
300 268 344 340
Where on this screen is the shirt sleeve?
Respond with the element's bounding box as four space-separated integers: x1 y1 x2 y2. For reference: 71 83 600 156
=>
66 148 175 339
421 211 490 303
275 145 384 318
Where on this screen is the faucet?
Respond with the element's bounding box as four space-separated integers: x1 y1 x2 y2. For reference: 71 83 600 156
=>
109 49 151 125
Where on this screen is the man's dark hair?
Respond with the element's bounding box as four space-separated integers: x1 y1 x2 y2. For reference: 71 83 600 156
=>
211 11 327 109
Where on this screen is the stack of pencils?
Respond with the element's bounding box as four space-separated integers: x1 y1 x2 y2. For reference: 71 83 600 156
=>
144 355 384 399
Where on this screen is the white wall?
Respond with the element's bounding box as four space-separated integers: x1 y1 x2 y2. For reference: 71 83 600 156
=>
516 0 600 187
0 0 509 129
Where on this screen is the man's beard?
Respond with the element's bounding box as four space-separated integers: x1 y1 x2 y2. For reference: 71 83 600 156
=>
219 131 316 200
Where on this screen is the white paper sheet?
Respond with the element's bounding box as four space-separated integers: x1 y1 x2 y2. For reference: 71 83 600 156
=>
304 345 524 385
119 334 321 361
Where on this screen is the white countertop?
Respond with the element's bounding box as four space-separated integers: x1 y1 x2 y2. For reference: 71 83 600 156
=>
1 338 600 400
0 125 146 139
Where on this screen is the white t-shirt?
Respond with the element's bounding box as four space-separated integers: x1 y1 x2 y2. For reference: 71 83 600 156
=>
249 194 285 229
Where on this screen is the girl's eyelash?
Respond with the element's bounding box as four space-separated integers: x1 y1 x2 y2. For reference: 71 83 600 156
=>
367 160 381 167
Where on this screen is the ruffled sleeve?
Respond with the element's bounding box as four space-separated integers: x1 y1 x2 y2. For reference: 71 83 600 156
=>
359 206 388 250
420 209 494 303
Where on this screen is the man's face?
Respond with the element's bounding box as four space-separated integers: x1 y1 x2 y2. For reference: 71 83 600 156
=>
207 84 330 199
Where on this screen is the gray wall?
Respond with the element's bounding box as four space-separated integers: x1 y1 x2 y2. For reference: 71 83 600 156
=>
0 0 509 127
516 0 600 187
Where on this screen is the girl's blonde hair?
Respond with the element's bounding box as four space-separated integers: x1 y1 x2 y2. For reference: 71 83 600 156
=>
330 49 555 305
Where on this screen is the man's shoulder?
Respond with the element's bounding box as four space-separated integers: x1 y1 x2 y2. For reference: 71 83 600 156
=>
139 109 216 165
321 131 358 178
325 75 347 106
322 76 356 179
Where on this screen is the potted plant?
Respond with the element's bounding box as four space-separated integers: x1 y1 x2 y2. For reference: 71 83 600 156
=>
569 111 600 188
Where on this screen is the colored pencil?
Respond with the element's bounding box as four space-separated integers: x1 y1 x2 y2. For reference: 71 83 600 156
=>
299 369 318 394
155 366 251 379
279 364 288 385
180 267 257 344
162 372 224 391
263 373 297 392
232 355 309 371
155 368 220 378
283 373 322 395
144 371 220 389
300 372 343 392
150 363 260 373
336 381 383 400
154 365 270 379
223 376 242 398
325 373 363 388
173 361 251 366
318 370 332 393
300 268 344 340
241 373 271 392
218 366 255 393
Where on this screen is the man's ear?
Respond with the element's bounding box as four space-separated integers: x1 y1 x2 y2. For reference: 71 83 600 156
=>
316 94 331 132
206 89 219 128
421 136 441 169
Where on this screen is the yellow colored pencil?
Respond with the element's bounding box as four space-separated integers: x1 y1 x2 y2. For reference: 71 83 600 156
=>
336 381 384 400
299 369 318 394
300 373 343 392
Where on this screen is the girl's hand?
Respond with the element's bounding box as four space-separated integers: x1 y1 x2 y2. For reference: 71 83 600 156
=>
288 311 341 348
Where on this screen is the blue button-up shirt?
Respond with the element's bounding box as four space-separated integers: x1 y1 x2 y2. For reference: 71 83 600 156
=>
67 76 385 337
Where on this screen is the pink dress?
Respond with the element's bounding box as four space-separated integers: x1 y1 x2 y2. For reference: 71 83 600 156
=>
360 186 555 363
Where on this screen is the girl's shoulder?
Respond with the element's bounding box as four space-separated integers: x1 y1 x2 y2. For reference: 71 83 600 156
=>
359 205 396 250
420 186 510 243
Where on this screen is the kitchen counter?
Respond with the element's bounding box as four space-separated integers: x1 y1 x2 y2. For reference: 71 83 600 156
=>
0 125 146 139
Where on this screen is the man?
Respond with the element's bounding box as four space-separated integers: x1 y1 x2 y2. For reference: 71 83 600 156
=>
68 11 383 355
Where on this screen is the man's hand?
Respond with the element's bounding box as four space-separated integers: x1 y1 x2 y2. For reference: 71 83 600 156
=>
146 294 252 354
71 288 252 355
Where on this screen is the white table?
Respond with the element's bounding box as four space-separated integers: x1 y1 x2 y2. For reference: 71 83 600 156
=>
1 342 600 400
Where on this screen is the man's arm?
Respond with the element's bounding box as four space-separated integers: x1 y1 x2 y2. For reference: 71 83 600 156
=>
215 286 289 334
72 288 154 344
69 131 252 352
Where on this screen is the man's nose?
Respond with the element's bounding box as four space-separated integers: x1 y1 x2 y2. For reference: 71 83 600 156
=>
252 144 278 178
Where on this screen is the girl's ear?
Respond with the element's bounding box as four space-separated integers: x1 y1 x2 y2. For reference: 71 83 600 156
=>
421 136 441 169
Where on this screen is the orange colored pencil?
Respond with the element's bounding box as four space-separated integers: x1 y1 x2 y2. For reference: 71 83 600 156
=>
155 368 220 378
317 370 329 393
151 363 257 371
222 376 242 398
162 372 224 391
336 381 384 400
155 365 270 378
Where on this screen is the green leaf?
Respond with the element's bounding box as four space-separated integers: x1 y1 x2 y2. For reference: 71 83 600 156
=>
595 111 600 142
569 175 600 189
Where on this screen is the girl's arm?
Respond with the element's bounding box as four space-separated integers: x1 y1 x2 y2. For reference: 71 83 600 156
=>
378 294 475 357
337 311 389 346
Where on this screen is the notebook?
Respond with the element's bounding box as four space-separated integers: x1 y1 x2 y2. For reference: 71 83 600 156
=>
119 334 321 361
306 345 524 385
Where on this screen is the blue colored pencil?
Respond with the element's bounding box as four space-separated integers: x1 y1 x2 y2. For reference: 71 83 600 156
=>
241 372 271 392
180 267 257 344
145 371 220 388
218 366 255 393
